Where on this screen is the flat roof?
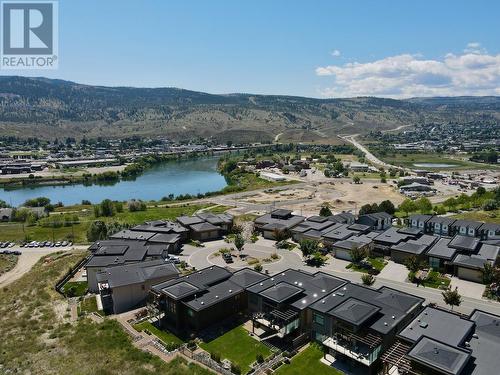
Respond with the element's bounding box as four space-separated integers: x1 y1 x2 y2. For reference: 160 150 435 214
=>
427 238 457 260
468 310 500 375
399 307 474 347
449 235 480 252
329 297 380 326
406 337 471 375
259 282 305 303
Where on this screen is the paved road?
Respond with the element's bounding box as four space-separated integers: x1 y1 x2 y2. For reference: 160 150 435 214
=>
0 245 86 287
340 134 399 169
181 240 500 316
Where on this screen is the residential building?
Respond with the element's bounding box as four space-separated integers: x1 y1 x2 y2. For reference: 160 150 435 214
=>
254 209 305 239
357 212 392 231
97 260 179 314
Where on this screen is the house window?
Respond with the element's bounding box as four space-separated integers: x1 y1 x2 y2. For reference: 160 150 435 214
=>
187 308 194 317
468 228 475 236
313 312 325 326
460 227 466 234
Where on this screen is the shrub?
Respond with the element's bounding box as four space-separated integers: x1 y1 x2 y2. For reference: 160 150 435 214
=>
210 351 221 363
256 353 264 364
254 264 263 272
231 363 242 375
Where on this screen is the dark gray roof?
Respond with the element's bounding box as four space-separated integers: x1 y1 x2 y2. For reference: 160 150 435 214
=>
391 241 429 255
479 222 500 232
301 229 323 240
428 216 456 226
161 281 202 300
109 230 155 241
328 212 355 224
406 337 471 375
468 310 500 375
374 227 415 245
478 243 500 260
307 215 329 223
311 284 423 335
96 260 178 289
323 224 356 241
398 227 423 236
152 265 232 295
292 220 336 233
183 280 243 311
399 307 475 347
449 235 480 252
427 238 457 260
333 237 372 251
348 223 371 233
190 222 220 232
409 214 433 222
132 221 189 234
148 233 181 244
86 240 150 268
177 215 204 226
229 268 268 288
452 254 490 270
247 269 346 310
256 213 305 230
259 282 305 303
329 298 380 326
452 220 483 229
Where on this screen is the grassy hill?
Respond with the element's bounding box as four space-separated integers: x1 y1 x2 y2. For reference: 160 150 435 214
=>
0 76 498 143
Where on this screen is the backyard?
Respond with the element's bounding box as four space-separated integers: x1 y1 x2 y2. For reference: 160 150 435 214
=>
199 325 272 374
275 344 343 375
133 321 184 346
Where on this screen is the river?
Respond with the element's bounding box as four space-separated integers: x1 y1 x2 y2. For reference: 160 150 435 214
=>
0 157 227 206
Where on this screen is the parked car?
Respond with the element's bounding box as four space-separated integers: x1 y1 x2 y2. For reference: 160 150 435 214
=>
222 253 233 263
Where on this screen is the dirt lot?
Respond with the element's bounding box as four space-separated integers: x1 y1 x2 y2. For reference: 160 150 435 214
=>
234 179 404 216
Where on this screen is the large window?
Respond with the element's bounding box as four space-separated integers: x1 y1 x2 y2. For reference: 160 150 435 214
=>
313 312 325 326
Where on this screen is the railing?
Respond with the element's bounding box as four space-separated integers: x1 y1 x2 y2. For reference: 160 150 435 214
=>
55 254 92 296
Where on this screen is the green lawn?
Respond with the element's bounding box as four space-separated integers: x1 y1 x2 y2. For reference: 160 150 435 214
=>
275 344 343 375
200 325 271 374
348 257 387 273
0 202 213 244
422 271 451 289
375 152 496 170
451 210 500 224
133 321 184 345
0 254 18 276
62 281 88 297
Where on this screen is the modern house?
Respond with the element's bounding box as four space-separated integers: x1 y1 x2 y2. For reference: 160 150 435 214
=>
97 260 179 314
328 212 356 225
150 266 268 334
254 209 305 239
383 307 500 375
85 239 169 292
176 213 233 241
451 220 484 238
427 216 456 236
389 234 437 264
407 214 433 232
248 269 348 348
330 234 375 261
372 227 420 256
321 224 358 246
131 220 189 242
479 223 500 240
310 283 424 374
357 212 392 231
290 217 338 243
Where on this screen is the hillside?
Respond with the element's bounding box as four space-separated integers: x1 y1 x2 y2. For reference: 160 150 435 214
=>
0 76 498 143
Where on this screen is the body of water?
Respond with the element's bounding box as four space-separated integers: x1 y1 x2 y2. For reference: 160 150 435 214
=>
1 157 227 206
413 163 456 168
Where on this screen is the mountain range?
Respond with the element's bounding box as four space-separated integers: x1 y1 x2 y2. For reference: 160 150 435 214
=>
0 76 498 143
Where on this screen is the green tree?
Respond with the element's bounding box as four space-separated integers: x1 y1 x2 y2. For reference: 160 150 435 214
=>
416 197 433 213
350 245 366 264
442 287 462 311
398 199 417 215
379 200 396 214
299 239 320 260
87 220 108 242
319 203 332 217
353 176 361 184
98 199 116 217
405 256 424 273
234 234 245 256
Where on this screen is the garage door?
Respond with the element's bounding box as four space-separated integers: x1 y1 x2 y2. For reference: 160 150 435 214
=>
335 248 352 261
457 267 482 283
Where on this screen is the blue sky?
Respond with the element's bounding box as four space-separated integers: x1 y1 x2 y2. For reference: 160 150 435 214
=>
2 0 499 98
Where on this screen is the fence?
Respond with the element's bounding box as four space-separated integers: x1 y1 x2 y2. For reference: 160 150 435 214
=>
54 254 91 295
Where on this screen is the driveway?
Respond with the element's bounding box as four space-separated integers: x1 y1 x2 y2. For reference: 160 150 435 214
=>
378 261 408 283
0 245 86 287
450 277 486 299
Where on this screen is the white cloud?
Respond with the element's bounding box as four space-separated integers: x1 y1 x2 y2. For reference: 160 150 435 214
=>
331 49 341 57
464 42 487 54
315 45 500 98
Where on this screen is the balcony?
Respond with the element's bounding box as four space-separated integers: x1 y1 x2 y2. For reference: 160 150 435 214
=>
322 333 382 366
253 309 299 338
